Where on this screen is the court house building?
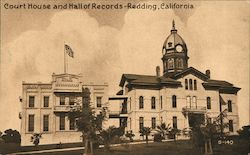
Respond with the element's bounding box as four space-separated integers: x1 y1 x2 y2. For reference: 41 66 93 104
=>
113 21 241 139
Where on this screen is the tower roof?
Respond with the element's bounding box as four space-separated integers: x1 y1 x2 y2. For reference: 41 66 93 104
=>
163 20 187 50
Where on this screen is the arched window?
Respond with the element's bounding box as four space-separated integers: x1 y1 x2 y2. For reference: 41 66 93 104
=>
176 59 180 68
139 117 144 130
229 120 234 132
179 59 183 68
207 97 211 109
189 79 193 90
228 100 232 112
194 80 197 90
172 95 177 108
185 79 188 90
151 97 156 109
186 96 191 107
168 58 174 69
173 116 177 129
139 96 144 109
192 96 197 108
176 59 183 68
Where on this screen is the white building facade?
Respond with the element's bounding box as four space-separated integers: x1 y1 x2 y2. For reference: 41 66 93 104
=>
114 21 241 140
20 73 109 146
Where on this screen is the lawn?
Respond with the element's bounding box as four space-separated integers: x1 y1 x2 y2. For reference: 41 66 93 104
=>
25 139 250 155
27 140 194 155
1 139 249 155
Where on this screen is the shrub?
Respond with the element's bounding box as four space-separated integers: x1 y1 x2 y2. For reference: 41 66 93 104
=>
1 129 21 144
154 133 163 142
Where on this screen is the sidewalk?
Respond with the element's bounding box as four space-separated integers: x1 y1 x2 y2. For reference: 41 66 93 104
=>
8 139 173 155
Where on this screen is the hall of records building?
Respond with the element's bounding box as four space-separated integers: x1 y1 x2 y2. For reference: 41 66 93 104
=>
19 21 241 145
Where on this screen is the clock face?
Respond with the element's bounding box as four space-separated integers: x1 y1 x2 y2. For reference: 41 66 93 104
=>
175 45 183 52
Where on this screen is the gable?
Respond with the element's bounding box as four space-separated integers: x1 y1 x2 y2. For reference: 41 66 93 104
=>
170 67 209 81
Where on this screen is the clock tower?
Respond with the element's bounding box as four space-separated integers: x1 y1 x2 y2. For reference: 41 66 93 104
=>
162 20 189 76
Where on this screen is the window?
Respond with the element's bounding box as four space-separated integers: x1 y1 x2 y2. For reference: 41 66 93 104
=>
185 79 188 90
172 95 177 108
151 97 156 109
168 42 173 47
44 96 49 107
228 100 232 112
194 80 197 90
28 115 34 132
96 97 102 108
189 79 193 90
43 115 49 132
160 96 163 109
59 114 65 130
176 59 183 68
207 97 211 109
168 58 174 69
179 59 183 68
173 116 177 129
192 96 197 108
152 117 156 129
130 118 132 129
139 117 144 130
187 96 191 107
60 96 65 105
139 96 144 109
130 97 131 110
69 96 75 105
229 120 234 132
29 96 35 107
69 118 75 130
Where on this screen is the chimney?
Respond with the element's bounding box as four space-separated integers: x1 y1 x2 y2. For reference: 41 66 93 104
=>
205 70 210 78
156 66 160 77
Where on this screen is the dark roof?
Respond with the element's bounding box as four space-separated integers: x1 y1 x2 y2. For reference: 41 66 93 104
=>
119 74 180 87
203 79 233 87
169 67 209 81
119 67 240 93
202 79 240 94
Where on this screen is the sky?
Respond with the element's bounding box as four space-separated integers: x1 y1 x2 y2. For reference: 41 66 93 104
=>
0 0 249 132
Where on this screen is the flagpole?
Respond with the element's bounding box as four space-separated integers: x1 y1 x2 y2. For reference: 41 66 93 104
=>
64 42 67 74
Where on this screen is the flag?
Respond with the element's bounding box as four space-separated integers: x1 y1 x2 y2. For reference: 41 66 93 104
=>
65 44 74 58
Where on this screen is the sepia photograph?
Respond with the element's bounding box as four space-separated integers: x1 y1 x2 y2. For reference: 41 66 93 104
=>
0 0 249 154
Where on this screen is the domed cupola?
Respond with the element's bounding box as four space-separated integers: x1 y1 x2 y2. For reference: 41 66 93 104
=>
162 20 189 76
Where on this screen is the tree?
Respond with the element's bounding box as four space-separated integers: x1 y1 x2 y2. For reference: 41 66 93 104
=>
139 127 151 144
155 123 171 140
99 126 123 151
237 125 250 139
1 129 21 144
30 133 42 147
125 130 135 142
68 88 107 155
190 110 230 155
169 128 181 141
182 127 192 138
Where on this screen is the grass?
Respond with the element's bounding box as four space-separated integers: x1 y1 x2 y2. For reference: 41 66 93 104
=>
1 139 249 155
28 140 194 155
